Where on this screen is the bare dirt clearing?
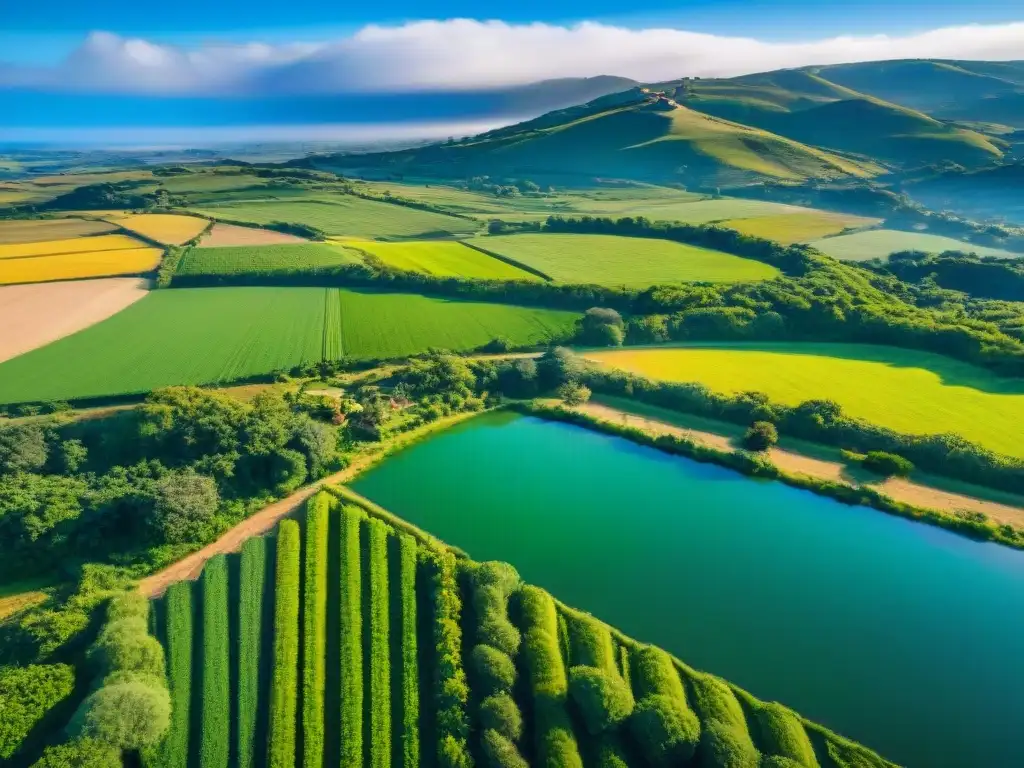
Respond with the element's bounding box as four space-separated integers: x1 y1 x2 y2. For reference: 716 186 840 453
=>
0 277 150 363
199 222 308 247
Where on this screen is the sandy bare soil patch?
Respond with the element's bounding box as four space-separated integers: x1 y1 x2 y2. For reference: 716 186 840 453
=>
199 222 308 247
0 277 150 363
0 218 116 244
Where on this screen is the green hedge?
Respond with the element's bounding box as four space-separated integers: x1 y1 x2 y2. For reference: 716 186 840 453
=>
470 643 517 696
567 666 635 735
518 585 559 637
0 663 75 759
698 718 760 768
480 693 524 742
481 729 529 768
153 582 192 768
398 534 421 768
88 618 166 679
367 517 392 768
200 556 230 768
753 702 820 768
566 612 617 672
237 536 267 768
429 551 471 767
629 694 701 766
268 521 300 768
302 494 330 768
339 505 364 767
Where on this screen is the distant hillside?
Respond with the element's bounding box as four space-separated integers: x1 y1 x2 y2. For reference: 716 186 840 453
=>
310 89 882 186
672 66 1005 167
905 162 1024 223
816 59 1024 128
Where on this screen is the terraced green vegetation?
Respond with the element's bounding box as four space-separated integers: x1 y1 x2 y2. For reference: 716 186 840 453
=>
147 490 896 768
585 342 1024 458
355 240 540 280
0 287 578 403
191 196 478 238
481 233 780 286
809 229 1018 261
720 212 879 245
176 243 362 276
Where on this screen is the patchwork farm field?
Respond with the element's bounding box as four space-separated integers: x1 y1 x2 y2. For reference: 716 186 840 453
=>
0 247 163 285
481 233 780 285
0 277 149 363
199 222 308 247
145 490 895 768
354 240 540 280
191 196 478 238
585 343 1024 458
719 212 880 245
0 218 116 244
808 229 1018 261
0 287 578 402
0 233 143 259
176 243 362 276
112 213 209 245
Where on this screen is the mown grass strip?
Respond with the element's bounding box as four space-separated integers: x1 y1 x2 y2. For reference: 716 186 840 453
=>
268 520 301 768
152 581 192 768
367 518 392 768
398 534 420 768
237 537 267 768
200 556 230 768
339 505 365 767
303 494 331 768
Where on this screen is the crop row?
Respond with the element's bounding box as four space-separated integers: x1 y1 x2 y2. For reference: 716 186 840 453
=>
268 521 300 768
201 556 230 768
303 495 330 768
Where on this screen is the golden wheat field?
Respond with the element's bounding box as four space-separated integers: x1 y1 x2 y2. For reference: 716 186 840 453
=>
0 248 163 285
113 213 210 245
0 234 145 260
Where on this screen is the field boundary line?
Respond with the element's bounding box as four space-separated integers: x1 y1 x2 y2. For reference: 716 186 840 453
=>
459 239 554 281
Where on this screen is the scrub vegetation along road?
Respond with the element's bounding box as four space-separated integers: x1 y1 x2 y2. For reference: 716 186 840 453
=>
586 343 1024 459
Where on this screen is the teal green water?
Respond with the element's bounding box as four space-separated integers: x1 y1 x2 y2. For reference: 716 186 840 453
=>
353 412 1024 768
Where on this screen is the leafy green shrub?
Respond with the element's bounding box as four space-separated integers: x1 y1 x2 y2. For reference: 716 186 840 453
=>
237 537 266 768
481 729 528 768
631 646 686 702
302 495 330 768
153 580 192 768
268 521 300 768
567 614 616 672
630 694 701 765
0 663 75 759
567 666 634 735
478 617 522 657
339 506 364 766
861 451 914 477
517 586 558 637
558 380 592 406
30 737 120 767
470 644 517 695
70 675 171 749
761 757 807 768
753 703 819 768
88 618 166 678
105 592 149 623
699 719 761 768
439 734 473 768
430 552 471 768
743 421 779 451
522 629 566 699
368 518 392 768
480 692 524 741
593 736 631 768
471 561 521 595
688 674 748 731
532 697 583 768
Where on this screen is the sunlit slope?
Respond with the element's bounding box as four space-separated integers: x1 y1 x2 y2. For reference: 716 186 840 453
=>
317 94 881 184
678 68 1005 167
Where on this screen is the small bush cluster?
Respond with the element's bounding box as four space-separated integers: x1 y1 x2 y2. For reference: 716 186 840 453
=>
0 663 75 760
628 646 701 765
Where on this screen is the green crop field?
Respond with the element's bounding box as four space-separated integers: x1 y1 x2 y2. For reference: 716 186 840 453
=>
585 342 1024 458
719 212 880 245
191 196 478 238
354 240 540 280
480 233 780 286
144 490 896 768
176 243 362 276
0 287 578 403
808 229 1017 261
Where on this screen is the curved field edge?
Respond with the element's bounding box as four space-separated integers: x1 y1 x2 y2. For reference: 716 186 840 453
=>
141 485 899 768
0 287 579 404
583 342 1024 459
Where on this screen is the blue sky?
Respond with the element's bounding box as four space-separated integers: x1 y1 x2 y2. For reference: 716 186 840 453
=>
3 0 1022 64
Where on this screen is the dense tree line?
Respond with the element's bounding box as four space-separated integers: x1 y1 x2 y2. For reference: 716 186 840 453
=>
877 250 1024 302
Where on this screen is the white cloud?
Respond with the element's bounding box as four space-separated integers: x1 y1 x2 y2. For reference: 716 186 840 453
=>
2 19 1023 95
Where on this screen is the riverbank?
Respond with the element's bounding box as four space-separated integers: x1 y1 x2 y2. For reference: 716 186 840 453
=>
521 399 1024 551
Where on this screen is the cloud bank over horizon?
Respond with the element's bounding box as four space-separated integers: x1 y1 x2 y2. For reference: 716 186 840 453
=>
2 18 1023 95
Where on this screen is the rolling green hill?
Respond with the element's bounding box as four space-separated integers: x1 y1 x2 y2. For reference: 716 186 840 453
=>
904 162 1024 223
310 90 882 186
674 67 1005 167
